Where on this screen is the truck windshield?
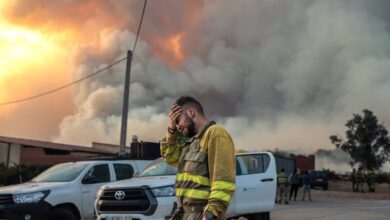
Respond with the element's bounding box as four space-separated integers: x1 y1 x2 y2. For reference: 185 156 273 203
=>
32 162 89 182
136 158 177 177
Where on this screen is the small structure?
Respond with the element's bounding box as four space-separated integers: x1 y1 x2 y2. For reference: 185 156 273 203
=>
274 153 295 175
294 154 315 171
0 136 114 166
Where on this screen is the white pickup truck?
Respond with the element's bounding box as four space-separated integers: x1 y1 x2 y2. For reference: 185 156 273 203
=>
95 152 277 220
0 159 152 220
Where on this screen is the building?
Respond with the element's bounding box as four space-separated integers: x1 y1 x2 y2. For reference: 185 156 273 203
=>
0 135 162 167
0 136 115 166
294 154 315 171
93 135 161 160
273 153 316 175
274 153 296 175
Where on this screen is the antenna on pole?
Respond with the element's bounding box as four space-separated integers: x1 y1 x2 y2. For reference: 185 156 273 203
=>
119 50 133 157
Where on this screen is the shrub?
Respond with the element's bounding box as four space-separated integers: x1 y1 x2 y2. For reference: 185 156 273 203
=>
0 163 50 186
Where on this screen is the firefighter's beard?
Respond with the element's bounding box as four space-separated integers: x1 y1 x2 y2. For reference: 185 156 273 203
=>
183 113 196 138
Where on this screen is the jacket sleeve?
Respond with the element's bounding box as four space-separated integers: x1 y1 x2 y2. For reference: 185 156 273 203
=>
206 128 236 218
160 132 182 168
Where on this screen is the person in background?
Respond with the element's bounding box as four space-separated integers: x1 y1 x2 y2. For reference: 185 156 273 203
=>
289 169 300 201
356 167 365 193
351 168 357 192
301 170 312 201
366 167 376 192
277 168 289 204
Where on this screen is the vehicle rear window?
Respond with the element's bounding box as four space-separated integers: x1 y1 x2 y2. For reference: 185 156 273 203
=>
311 171 326 177
114 164 134 181
236 154 270 175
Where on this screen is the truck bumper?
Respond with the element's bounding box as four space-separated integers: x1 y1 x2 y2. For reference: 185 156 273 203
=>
97 198 177 220
0 201 52 220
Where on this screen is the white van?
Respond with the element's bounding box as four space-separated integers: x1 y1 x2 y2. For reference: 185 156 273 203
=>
96 152 276 220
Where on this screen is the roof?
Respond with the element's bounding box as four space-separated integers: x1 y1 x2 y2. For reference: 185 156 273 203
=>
0 136 114 155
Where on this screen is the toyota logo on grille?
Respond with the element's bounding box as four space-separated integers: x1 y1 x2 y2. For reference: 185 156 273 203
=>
114 191 126 200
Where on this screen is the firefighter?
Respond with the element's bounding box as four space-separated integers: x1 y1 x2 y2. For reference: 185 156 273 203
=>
277 168 289 204
351 168 357 192
356 167 365 193
161 96 236 220
366 168 375 192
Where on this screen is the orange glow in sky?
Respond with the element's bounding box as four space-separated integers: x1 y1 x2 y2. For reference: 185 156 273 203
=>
0 17 75 119
0 25 61 73
144 32 188 68
166 33 185 67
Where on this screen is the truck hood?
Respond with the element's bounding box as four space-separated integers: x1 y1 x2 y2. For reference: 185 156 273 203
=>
103 175 176 189
0 182 69 194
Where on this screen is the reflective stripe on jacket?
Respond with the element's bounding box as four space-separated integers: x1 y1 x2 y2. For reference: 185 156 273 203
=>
278 173 288 184
160 121 236 217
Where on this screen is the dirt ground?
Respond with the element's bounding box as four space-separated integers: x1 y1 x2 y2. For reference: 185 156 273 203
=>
323 180 390 200
271 181 390 220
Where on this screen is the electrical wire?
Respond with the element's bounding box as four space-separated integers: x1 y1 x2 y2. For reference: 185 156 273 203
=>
0 57 127 106
132 0 148 54
0 0 148 107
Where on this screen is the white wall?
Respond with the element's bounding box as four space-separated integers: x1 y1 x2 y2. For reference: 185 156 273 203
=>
0 142 8 165
0 143 21 166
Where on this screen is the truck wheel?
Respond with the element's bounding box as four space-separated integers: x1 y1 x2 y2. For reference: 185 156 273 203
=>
250 212 270 220
49 208 76 220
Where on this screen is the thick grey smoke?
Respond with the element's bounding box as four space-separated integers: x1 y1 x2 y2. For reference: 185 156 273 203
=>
315 149 352 173
53 0 390 156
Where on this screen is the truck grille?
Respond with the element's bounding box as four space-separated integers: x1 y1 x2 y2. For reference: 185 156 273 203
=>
0 211 7 220
101 189 146 201
97 186 157 215
0 194 13 205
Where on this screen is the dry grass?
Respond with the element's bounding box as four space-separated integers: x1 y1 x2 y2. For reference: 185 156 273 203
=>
312 180 390 200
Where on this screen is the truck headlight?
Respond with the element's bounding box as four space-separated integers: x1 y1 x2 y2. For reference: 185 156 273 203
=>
151 185 175 197
96 187 106 199
13 191 49 204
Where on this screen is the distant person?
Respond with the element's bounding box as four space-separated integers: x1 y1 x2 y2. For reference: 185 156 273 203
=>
351 168 357 192
277 168 289 204
366 168 375 192
356 167 365 193
289 169 300 201
301 171 312 201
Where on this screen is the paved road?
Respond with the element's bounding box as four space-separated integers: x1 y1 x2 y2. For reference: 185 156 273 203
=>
272 197 390 220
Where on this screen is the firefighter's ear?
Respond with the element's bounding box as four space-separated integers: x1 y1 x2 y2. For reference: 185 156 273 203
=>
187 108 196 118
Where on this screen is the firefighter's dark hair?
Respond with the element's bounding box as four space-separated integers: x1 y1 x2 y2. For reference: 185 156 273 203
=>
175 96 204 115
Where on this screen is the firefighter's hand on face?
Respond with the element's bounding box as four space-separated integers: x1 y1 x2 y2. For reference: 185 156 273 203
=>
169 104 182 131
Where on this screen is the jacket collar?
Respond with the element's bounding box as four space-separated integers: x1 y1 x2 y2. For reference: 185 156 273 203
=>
186 121 216 143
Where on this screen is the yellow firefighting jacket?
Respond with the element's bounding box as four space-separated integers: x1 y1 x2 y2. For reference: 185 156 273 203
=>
160 121 236 218
277 172 288 186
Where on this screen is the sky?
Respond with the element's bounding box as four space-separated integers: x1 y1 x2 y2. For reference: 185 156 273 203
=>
1 0 390 163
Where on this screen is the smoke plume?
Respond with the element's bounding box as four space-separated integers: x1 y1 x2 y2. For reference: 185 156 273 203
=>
1 0 390 159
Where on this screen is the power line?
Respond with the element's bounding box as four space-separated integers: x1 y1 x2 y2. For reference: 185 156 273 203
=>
0 57 127 106
1 0 149 107
132 0 148 53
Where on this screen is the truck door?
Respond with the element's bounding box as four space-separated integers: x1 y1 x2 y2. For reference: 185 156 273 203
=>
235 153 277 214
80 163 111 220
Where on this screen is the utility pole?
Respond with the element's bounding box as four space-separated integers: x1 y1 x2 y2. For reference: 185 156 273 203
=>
119 50 133 157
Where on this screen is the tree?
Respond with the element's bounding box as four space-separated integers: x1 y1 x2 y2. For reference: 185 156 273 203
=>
330 109 390 170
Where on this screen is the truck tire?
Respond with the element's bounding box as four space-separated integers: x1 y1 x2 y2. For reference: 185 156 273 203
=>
246 212 270 220
253 212 270 220
49 208 76 220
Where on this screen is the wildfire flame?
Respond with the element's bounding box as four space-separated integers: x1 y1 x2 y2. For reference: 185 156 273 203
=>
166 33 185 66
